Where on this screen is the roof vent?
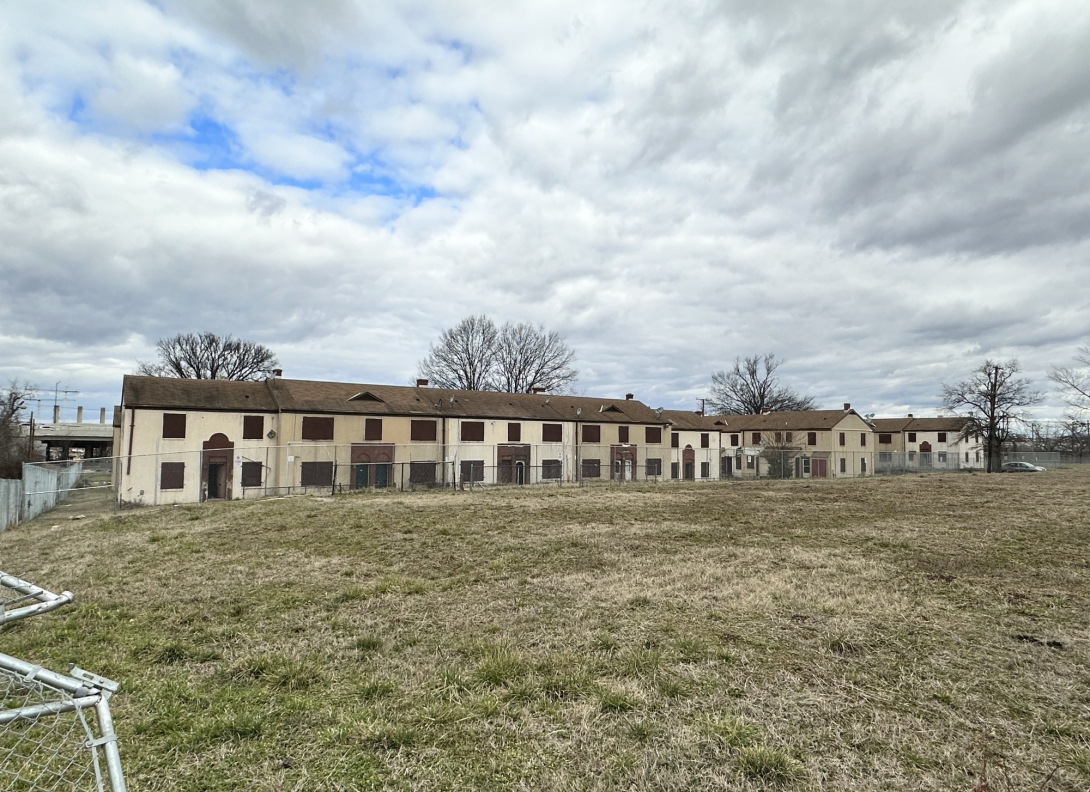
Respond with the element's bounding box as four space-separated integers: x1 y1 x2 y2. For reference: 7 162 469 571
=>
843 403 851 410
625 393 634 400
416 378 429 387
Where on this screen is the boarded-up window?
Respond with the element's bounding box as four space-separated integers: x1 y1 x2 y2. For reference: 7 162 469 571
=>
241 462 262 487
671 462 679 479
907 432 916 443
581 459 600 478
807 432 816 445
840 458 847 473
879 452 892 463
937 432 947 443
411 420 437 441
720 457 729 475
878 433 892 444
775 432 782 443
409 461 437 484
701 433 710 448
365 419 382 441
542 460 562 479
461 422 485 441
460 460 484 482
671 433 680 448
645 427 661 444
508 423 521 442
838 432 846 446
701 462 710 478
730 434 740 447
618 426 629 443
646 458 662 476
301 461 334 487
162 414 186 439
860 433 866 446
302 416 334 440
582 425 601 443
243 415 264 440
542 423 563 443
160 462 185 489
786 432 793 443
752 432 762 444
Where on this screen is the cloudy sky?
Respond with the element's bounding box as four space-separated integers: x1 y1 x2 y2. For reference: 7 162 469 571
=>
2 0 1089 419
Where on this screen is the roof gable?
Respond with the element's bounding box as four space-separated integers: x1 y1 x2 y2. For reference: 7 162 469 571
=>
348 391 385 403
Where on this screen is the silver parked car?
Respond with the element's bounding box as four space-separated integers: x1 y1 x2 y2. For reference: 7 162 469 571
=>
1000 461 1046 473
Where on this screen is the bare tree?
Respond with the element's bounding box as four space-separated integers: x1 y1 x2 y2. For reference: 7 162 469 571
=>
418 316 499 391
137 333 279 381
0 382 33 478
709 354 816 415
941 359 1042 472
418 316 578 393
1049 342 1090 414
494 322 577 393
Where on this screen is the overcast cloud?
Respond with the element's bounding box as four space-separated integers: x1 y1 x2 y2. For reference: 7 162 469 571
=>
1 0 1088 419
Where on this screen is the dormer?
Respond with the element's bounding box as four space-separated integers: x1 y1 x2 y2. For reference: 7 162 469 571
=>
349 391 385 403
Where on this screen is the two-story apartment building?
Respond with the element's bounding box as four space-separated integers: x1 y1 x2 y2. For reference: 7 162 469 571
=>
661 410 725 481
718 404 875 478
114 375 671 505
871 415 981 470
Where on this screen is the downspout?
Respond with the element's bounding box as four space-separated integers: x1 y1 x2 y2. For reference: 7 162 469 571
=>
125 408 135 476
441 403 448 487
265 377 284 494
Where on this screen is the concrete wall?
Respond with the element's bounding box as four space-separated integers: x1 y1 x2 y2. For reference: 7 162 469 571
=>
0 462 82 532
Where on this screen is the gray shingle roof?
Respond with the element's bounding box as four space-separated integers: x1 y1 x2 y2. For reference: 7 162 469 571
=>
121 376 662 424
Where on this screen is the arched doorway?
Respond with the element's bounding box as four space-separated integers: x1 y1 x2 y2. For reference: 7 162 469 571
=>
202 433 234 501
352 444 393 488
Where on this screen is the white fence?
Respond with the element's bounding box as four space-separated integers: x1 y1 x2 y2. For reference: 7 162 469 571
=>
0 461 83 532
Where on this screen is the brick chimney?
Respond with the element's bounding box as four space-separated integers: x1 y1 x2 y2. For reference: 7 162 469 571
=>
416 378 429 387
272 369 283 378
625 393 634 400
532 387 546 394
843 403 851 411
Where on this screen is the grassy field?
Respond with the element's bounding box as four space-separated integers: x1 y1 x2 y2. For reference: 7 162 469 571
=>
2 469 1089 791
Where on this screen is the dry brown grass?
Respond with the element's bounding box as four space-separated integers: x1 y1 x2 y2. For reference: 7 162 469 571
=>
2 469 1089 790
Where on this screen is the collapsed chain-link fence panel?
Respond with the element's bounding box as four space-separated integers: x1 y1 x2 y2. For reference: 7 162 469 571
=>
0 573 126 792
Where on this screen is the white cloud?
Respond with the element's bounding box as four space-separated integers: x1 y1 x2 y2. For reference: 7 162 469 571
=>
0 0 1088 422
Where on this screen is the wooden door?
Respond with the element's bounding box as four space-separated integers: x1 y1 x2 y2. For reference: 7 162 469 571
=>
812 458 827 478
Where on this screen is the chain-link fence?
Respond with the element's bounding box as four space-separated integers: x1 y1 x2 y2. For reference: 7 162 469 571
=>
1000 451 1061 469
0 573 127 792
1 461 93 533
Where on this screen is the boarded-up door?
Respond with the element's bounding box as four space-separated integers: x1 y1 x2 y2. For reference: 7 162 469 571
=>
498 444 530 484
683 446 695 480
812 458 827 478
